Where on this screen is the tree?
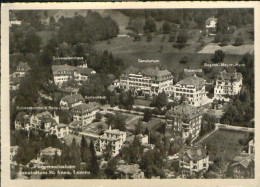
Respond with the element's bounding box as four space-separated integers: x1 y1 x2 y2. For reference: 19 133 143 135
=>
234 36 244 46
143 109 153 122
212 50 225 63
220 34 230 46
214 33 223 43
118 90 134 111
216 16 229 34
80 136 91 164
163 21 171 34
106 112 126 131
135 119 143 135
103 142 113 161
143 17 157 33
89 140 99 177
105 158 118 179
179 56 189 64
177 30 189 44
95 112 102 122
168 33 176 42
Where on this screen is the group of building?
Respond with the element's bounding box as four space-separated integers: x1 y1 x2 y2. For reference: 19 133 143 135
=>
51 63 96 87
114 68 243 107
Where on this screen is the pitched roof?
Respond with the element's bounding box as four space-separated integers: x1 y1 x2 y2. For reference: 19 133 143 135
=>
52 64 95 76
17 62 30 71
61 94 84 106
166 102 203 120
116 164 142 175
57 123 68 129
40 147 61 156
180 145 208 162
122 67 173 81
52 64 76 74
72 102 100 113
230 153 254 169
216 70 242 82
176 75 205 88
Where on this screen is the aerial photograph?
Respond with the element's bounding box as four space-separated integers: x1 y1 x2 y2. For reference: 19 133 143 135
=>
9 8 254 179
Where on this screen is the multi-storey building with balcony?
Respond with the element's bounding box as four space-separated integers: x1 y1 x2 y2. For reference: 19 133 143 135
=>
71 102 100 126
117 68 173 96
99 126 127 156
214 70 243 98
179 145 209 178
172 74 207 106
165 100 204 140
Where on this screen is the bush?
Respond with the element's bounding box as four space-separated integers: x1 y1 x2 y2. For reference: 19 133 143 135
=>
212 50 225 63
179 56 188 64
214 33 223 43
234 37 244 46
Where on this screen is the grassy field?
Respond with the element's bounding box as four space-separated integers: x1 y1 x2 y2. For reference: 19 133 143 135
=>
201 129 253 162
96 32 210 54
199 43 254 55
112 51 243 75
134 98 151 106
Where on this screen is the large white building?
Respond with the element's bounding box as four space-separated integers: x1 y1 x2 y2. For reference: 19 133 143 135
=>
214 70 243 98
116 68 173 96
172 75 207 106
71 102 100 126
52 64 96 86
99 126 127 156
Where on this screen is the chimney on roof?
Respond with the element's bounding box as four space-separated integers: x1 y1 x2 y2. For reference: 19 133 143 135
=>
109 126 112 131
194 73 197 77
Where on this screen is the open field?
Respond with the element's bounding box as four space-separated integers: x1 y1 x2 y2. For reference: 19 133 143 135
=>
198 43 254 55
112 51 243 74
96 32 211 54
201 128 253 162
134 98 151 106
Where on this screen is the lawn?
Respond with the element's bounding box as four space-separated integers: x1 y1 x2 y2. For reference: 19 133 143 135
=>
198 43 254 55
134 98 151 106
111 51 243 75
143 118 165 131
201 128 254 162
96 33 206 54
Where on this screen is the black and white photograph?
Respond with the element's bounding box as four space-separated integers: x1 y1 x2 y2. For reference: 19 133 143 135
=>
1 2 260 186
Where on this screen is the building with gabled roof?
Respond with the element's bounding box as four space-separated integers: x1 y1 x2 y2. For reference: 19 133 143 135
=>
179 145 209 178
214 70 243 98
226 153 254 178
165 100 204 140
117 67 173 96
71 102 100 126
12 62 31 78
29 111 59 132
40 147 62 158
52 64 96 86
172 74 207 106
60 93 84 108
116 163 144 179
